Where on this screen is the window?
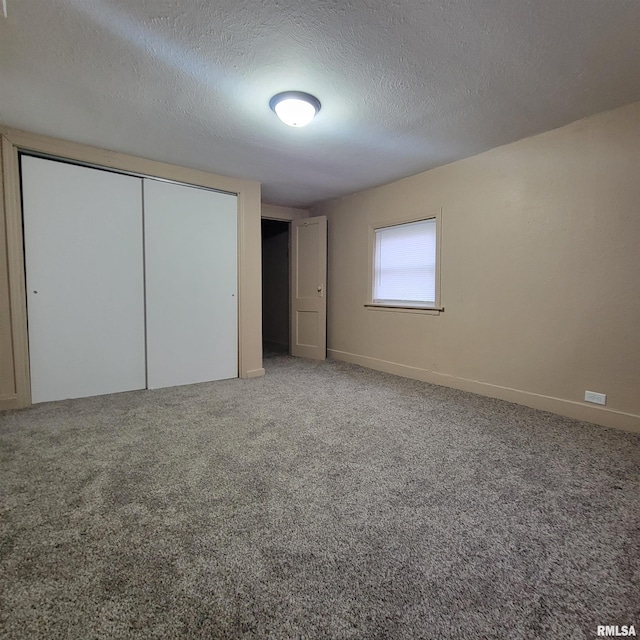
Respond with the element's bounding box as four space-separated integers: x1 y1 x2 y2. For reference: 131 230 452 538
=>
370 215 440 310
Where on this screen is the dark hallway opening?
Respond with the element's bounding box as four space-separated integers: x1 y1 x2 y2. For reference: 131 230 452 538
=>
261 219 290 357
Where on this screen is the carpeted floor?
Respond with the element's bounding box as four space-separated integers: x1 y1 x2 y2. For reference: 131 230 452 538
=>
1 353 639 639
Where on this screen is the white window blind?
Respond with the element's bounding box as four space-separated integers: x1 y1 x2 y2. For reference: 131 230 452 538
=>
373 218 437 306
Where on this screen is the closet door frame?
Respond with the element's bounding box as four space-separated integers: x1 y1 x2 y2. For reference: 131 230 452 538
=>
0 127 264 410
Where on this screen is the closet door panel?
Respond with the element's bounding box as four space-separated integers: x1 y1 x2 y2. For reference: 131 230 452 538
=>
22 156 146 403
143 179 238 389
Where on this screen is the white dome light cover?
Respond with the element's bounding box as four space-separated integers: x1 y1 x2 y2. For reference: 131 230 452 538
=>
269 91 321 127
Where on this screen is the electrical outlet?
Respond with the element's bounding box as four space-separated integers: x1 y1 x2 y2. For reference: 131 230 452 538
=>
585 390 606 405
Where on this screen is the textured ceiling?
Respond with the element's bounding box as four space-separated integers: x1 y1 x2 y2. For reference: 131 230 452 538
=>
1 0 640 208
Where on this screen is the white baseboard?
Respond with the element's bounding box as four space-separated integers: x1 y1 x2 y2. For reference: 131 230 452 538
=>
328 349 640 433
244 368 266 379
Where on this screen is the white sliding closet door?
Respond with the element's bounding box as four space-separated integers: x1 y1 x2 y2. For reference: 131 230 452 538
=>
143 179 238 389
22 156 146 403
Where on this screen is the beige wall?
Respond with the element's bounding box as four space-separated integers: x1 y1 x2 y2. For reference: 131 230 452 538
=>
311 102 640 432
0 127 264 409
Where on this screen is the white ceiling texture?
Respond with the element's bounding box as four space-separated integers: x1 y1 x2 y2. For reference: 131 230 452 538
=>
1 0 640 208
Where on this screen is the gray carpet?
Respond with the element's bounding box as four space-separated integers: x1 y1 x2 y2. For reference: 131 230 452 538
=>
1 354 639 639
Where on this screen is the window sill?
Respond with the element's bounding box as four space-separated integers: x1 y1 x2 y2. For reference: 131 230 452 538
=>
365 304 443 316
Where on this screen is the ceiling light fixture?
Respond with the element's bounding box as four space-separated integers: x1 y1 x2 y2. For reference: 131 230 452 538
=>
269 91 321 127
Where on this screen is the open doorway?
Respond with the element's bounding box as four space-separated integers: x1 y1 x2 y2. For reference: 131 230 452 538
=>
261 218 290 359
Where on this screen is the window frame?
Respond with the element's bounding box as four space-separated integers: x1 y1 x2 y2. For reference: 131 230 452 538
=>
366 209 443 315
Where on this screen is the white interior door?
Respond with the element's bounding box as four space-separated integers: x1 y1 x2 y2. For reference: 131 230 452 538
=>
291 216 327 360
22 156 146 403
143 179 238 389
